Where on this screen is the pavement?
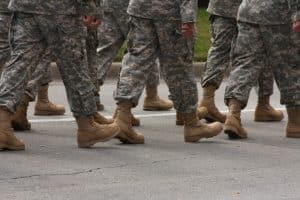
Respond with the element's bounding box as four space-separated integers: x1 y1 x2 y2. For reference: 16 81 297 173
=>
1 80 300 200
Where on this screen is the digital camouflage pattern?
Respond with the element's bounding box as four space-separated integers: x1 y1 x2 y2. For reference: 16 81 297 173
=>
0 3 52 101
0 1 98 116
115 15 197 113
97 0 159 86
201 16 237 89
238 0 300 25
127 0 198 22
225 0 300 107
202 14 274 97
0 0 10 12
86 28 103 104
290 0 300 21
207 0 242 18
225 22 300 107
8 0 101 16
0 13 10 68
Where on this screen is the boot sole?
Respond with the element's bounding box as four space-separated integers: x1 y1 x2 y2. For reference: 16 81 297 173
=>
116 136 145 144
254 117 283 122
34 110 65 116
132 121 141 127
184 133 219 143
11 122 31 131
224 126 247 139
115 131 145 144
0 143 25 151
286 132 300 138
143 106 172 111
78 130 120 148
176 121 184 126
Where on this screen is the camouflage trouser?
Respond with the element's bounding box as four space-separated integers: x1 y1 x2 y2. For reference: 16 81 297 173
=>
0 13 96 116
0 12 52 101
97 11 160 86
225 22 300 107
115 17 197 113
86 28 102 104
0 13 10 68
202 15 274 97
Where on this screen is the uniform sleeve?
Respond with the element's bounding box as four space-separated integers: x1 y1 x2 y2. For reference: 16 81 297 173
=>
76 0 103 18
180 0 198 23
288 0 300 21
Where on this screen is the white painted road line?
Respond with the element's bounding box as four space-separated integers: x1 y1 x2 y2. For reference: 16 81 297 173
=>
28 108 285 123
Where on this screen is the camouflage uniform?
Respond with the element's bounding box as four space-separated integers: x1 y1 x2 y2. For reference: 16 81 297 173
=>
114 0 198 113
225 0 300 107
86 28 102 104
0 0 52 101
0 0 100 116
0 0 10 68
97 0 160 87
202 0 274 98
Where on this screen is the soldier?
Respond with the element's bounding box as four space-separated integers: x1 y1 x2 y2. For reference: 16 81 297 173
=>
0 0 65 132
95 0 173 113
0 0 120 151
224 0 300 139
197 0 283 124
113 0 223 144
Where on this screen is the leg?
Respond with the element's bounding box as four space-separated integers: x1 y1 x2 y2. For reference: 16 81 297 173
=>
86 28 104 111
0 13 47 150
31 62 66 116
224 22 267 139
155 20 222 142
200 16 237 123
41 15 119 147
96 12 127 111
0 13 11 69
114 17 160 144
262 24 300 137
143 60 173 111
254 65 284 122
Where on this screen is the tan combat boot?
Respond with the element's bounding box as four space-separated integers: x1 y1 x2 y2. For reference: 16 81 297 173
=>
113 107 140 127
199 85 226 123
114 101 144 144
224 99 248 139
143 86 173 111
0 108 25 150
93 112 113 125
176 107 208 126
184 112 222 142
76 115 120 148
254 96 284 122
11 94 31 131
286 107 300 138
34 84 66 115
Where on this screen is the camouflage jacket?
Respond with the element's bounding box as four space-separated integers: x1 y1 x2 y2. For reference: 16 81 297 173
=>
207 0 242 19
127 0 198 23
102 0 129 12
290 0 300 21
0 0 10 13
8 0 102 17
238 0 300 24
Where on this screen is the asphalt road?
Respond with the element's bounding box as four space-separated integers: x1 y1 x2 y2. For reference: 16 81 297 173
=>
1 80 299 200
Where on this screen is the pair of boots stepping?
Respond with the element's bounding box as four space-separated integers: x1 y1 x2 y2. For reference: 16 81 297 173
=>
12 84 66 131
195 85 299 139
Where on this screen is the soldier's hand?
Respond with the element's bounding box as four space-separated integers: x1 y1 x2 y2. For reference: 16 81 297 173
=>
293 21 300 32
181 22 195 39
81 15 101 29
